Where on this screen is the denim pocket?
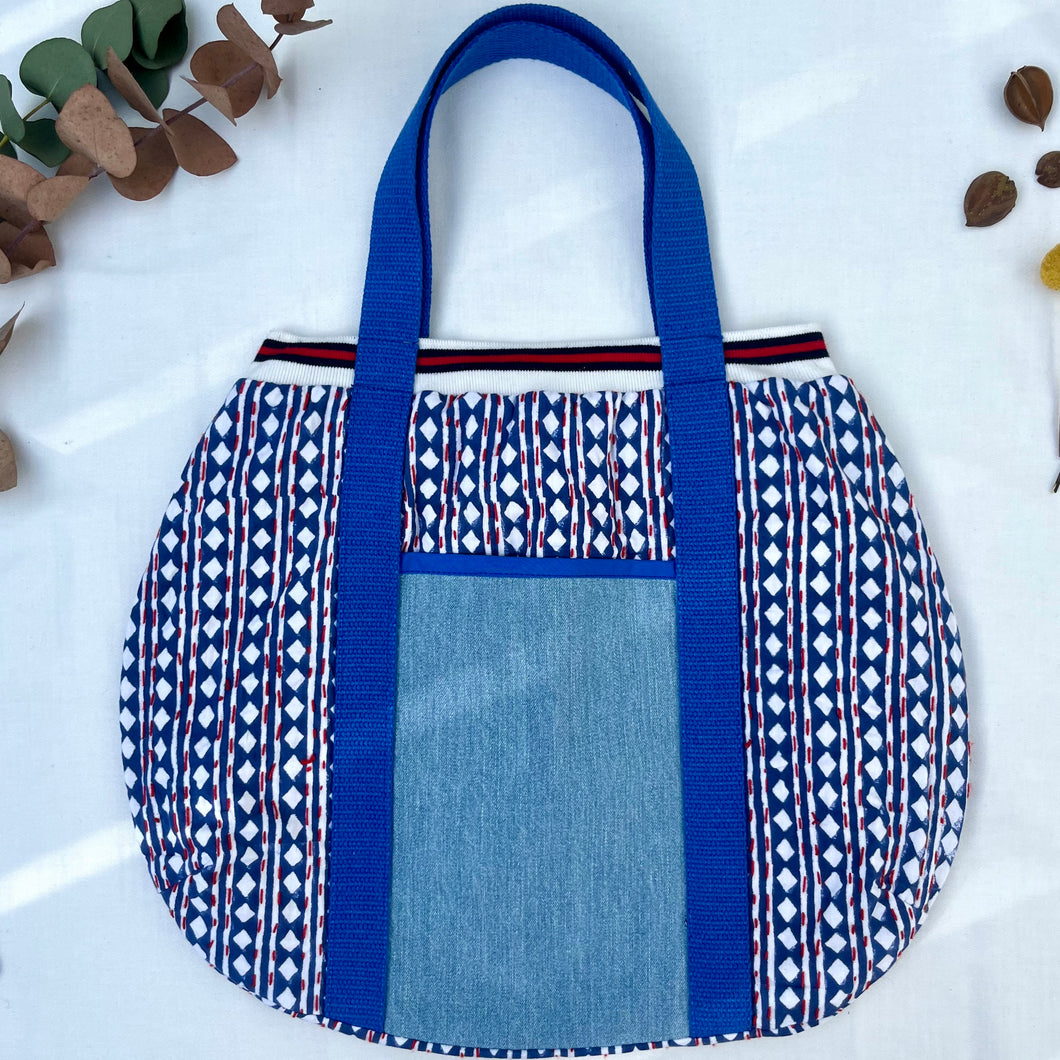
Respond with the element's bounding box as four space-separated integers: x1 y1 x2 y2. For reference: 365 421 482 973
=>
385 571 691 1049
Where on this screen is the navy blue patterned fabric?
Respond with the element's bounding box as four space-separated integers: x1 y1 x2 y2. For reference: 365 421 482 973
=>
121 365 968 1050
121 380 345 1017
401 389 673 558
731 375 967 1031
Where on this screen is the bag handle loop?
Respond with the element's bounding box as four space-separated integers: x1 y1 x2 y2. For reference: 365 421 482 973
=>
329 5 750 1039
412 19 659 332
355 7 722 378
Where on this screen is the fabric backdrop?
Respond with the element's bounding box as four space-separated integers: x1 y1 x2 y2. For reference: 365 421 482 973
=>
0 0 1056 1056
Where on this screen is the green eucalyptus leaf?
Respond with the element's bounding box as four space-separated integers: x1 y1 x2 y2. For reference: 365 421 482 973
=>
130 0 184 60
20 38 98 109
17 118 72 168
0 140 17 159
0 75 25 143
124 57 170 107
82 0 135 68
130 10 188 70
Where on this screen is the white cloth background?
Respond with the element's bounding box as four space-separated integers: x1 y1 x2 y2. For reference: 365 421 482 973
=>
1 0 1056 1056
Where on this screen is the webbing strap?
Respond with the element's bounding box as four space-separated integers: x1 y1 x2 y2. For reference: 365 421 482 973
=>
326 4 751 1037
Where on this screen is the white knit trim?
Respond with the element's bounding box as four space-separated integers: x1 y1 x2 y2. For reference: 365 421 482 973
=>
262 322 824 348
247 357 839 391
250 323 836 391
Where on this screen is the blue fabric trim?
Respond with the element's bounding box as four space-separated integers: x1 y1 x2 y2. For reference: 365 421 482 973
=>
399 553 676 580
329 4 752 1037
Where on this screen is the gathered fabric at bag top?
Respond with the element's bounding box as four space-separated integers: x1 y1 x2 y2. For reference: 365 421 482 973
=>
118 4 969 1052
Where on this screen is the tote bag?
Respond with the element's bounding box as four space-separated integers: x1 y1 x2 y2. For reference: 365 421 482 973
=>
119 4 969 1051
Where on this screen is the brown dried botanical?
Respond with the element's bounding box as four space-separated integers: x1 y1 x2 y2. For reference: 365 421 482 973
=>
0 3 332 292
262 0 313 19
274 19 332 35
55 85 137 179
189 40 265 119
0 220 55 279
109 127 181 201
0 155 45 227
0 428 16 491
1035 150 1060 188
0 304 22 353
56 152 97 178
0 305 22 488
26 175 90 222
183 79 239 124
106 48 164 125
963 170 1017 226
217 4 281 97
1004 66 1053 130
162 108 237 176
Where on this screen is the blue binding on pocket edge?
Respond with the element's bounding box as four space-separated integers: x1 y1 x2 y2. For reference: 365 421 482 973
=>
399 553 677 579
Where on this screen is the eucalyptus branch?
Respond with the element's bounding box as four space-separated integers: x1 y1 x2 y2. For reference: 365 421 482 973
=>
0 99 50 152
0 6 328 275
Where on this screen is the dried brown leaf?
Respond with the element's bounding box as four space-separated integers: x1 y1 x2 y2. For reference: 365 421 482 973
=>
217 5 281 98
26 175 90 222
0 429 16 491
0 303 23 351
57 151 97 177
183 78 237 124
190 40 264 118
262 0 313 17
0 221 56 280
162 108 237 176
274 18 331 34
0 156 45 228
109 126 179 200
0 253 11 285
106 46 163 124
55 84 137 178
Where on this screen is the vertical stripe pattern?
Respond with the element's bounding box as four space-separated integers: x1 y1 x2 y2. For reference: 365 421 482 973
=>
734 375 968 1032
400 390 673 559
120 380 346 1019
121 365 968 1050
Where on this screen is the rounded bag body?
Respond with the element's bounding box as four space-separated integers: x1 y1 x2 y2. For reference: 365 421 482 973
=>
118 5 969 1053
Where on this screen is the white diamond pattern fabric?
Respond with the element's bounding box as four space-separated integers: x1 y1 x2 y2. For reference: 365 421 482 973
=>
119 364 967 1051
734 376 967 1034
400 389 672 559
120 380 347 1020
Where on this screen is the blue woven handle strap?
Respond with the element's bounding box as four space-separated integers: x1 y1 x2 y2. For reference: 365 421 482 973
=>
328 3 751 1038
415 21 659 332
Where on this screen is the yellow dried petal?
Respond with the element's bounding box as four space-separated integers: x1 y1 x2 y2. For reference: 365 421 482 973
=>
1041 242 1060 289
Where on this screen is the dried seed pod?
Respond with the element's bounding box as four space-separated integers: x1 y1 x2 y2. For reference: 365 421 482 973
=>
1004 66 1053 130
1036 151 1060 187
964 170 1017 226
